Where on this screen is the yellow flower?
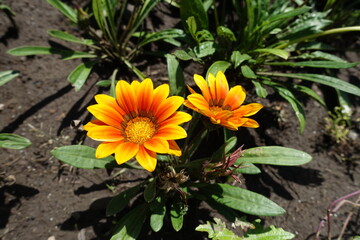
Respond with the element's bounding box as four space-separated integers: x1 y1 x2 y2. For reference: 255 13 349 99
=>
84 78 192 172
184 71 263 130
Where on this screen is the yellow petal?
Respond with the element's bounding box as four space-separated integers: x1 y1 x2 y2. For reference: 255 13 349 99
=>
214 110 233 121
144 137 169 153
87 104 124 129
156 125 187 140
87 125 124 142
114 142 139 165
215 71 229 100
136 146 157 172
208 73 216 100
96 141 123 158
194 74 211 101
138 78 154 112
167 140 182 156
155 96 184 123
223 85 246 110
187 93 210 111
83 120 106 131
116 80 138 114
150 84 169 113
241 118 260 128
239 103 263 117
160 111 192 126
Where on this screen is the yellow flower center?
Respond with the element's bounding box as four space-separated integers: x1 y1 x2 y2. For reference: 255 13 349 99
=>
124 117 156 145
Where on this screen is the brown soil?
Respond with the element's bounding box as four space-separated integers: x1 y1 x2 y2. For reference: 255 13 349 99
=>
1 1 359 240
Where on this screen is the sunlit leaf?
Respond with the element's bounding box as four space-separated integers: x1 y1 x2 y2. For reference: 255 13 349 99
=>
46 0 77 23
252 80 268 98
48 30 95 46
170 200 185 231
149 196 166 232
0 133 31 149
241 65 257 79
253 48 289 60
180 0 208 33
166 54 185 96
206 61 232 81
0 70 20 86
268 61 359 69
67 61 96 91
196 218 241 240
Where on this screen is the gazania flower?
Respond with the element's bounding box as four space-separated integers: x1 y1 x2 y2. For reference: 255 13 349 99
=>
184 71 263 130
84 78 192 172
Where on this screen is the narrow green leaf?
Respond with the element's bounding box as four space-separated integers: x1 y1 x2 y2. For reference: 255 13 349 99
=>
132 0 158 33
51 145 115 169
260 72 360 97
106 184 143 216
46 0 77 23
211 136 237 162
48 30 95 45
180 0 208 32
67 61 96 91
137 29 185 48
96 80 112 87
234 162 261 175
253 48 289 60
166 54 185 96
240 146 312 166
241 65 257 79
200 183 285 216
0 133 31 149
0 70 20 86
293 85 326 107
170 201 185 231
206 61 232 80
267 61 359 69
111 204 149 240
92 0 105 31
144 179 157 203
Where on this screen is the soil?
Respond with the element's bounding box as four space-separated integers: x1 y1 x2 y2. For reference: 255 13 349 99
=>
0 1 359 240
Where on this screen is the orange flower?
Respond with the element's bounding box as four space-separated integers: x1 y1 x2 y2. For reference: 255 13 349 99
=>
84 78 192 172
184 71 263 130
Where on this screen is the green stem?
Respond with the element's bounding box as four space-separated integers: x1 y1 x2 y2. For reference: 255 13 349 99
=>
276 26 360 49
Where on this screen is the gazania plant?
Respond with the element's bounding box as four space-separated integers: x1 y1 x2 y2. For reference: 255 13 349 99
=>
52 69 312 239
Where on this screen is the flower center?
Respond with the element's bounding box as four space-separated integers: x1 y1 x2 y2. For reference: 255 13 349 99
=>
210 106 224 115
124 117 156 145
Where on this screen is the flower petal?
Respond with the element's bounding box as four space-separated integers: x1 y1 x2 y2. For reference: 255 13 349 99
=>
208 73 217 100
156 125 187 140
83 119 106 131
155 96 184 123
136 146 157 172
94 94 126 116
150 84 169 113
187 93 210 111
161 111 192 126
87 104 124 129
215 71 229 100
167 140 182 156
241 118 260 128
223 85 246 110
138 78 154 112
144 137 169 153
194 74 211 101
114 142 139 165
96 141 123 158
238 103 263 117
87 125 124 142
116 80 138 115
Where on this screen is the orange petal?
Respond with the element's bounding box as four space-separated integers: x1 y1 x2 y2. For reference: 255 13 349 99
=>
94 94 126 116
143 137 169 153
83 119 106 131
239 103 263 117
136 146 157 172
223 85 246 110
187 93 210 111
114 142 139 165
241 118 260 128
156 125 187 140
131 80 141 95
208 73 217 100
87 104 123 129
186 85 197 94
160 111 192 126
96 141 123 158
214 110 233 121
194 74 211 101
150 84 169 113
183 100 198 112
87 125 124 142
168 140 181 156
155 96 184 123
215 71 229 100
116 80 138 114
138 78 154 112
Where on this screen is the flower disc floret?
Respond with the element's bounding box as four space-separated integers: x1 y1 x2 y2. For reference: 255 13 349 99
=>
184 71 263 130
84 78 192 172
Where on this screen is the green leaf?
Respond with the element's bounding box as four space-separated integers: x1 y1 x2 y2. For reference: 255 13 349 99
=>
194 41 216 58
180 0 208 33
149 196 166 232
106 184 143 216
132 0 158 34
241 65 257 79
51 145 116 169
0 133 31 149
293 85 326 107
173 49 197 61
48 30 95 46
253 48 289 60
0 70 20 86
211 136 237 162
240 146 312 166
166 54 185 96
234 162 261 175
46 0 77 23
206 61 232 80
217 26 237 42
96 80 112 87
170 200 185 231
200 183 285 216
252 80 268 98
244 220 295 239
111 203 149 240
261 72 360 97
67 61 96 91
267 61 359 69
231 51 251 69
196 218 241 240
136 29 185 48
144 179 156 203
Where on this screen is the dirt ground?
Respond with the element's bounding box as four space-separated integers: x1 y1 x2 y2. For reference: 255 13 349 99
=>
0 1 359 240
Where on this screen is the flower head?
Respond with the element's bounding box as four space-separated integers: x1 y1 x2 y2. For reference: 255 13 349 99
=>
184 71 263 130
84 78 192 172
